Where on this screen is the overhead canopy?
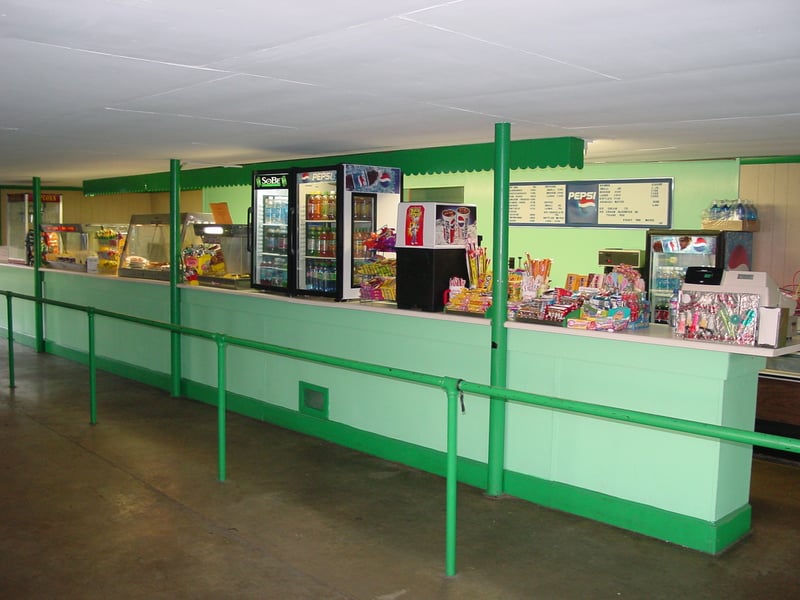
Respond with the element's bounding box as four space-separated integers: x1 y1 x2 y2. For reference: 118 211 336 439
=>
82 136 584 196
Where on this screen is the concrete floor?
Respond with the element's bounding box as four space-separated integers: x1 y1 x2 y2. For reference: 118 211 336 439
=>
1 344 799 600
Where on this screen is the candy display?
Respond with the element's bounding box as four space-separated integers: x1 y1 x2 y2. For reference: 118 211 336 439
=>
357 228 397 303
466 242 491 290
357 255 397 302
359 276 396 301
182 244 226 285
602 263 646 293
512 264 649 332
522 254 552 299
445 286 493 316
363 226 396 253
673 291 759 345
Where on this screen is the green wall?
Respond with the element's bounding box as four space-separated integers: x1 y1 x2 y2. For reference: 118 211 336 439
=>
203 185 250 223
404 159 740 287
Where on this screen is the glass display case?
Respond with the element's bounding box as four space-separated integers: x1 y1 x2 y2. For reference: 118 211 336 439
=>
40 223 128 274
118 213 213 281
184 223 251 289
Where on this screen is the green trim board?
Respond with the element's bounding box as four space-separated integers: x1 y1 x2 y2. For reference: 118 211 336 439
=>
45 341 172 391
82 137 585 195
1 329 36 348
739 155 800 165
39 341 750 554
504 470 751 554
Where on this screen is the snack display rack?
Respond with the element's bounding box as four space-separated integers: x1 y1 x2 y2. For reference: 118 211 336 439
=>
357 254 396 302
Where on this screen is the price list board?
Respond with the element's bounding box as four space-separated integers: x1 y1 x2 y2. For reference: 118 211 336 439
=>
509 178 672 228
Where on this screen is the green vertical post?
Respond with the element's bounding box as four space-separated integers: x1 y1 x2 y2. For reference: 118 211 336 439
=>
487 122 511 497
444 378 460 577
169 159 182 398
216 335 227 482
6 295 15 388
32 177 45 353
88 310 97 425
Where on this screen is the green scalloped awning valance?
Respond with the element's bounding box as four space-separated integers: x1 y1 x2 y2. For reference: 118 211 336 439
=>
82 136 584 196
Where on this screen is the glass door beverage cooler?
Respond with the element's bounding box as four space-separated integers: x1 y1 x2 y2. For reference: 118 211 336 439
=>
251 171 292 293
251 164 402 300
644 229 753 323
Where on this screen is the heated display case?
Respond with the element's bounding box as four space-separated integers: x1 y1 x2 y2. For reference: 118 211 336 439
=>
118 212 213 281
185 223 251 289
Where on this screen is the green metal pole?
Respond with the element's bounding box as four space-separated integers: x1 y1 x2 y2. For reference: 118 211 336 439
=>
444 377 460 577
169 159 182 397
88 310 97 425
32 177 45 353
6 295 15 388
487 123 511 497
216 335 227 482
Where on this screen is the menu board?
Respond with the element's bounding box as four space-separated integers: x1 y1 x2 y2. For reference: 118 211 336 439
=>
509 178 672 228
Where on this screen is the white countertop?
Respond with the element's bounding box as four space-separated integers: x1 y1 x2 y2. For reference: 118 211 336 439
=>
506 319 800 357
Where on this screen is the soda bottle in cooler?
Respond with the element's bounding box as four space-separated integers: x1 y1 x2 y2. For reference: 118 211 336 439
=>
263 226 273 253
259 260 268 285
306 194 315 220
327 225 336 257
280 198 288 222
277 227 287 253
314 194 324 220
311 262 321 291
329 264 337 293
318 226 328 257
305 225 315 256
306 262 314 290
318 262 327 291
319 193 328 220
264 196 272 223
329 191 337 220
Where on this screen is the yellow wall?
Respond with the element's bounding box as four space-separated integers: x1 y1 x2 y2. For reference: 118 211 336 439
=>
1 188 205 239
64 190 203 222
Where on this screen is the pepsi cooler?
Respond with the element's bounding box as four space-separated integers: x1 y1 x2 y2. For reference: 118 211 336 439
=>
644 229 754 323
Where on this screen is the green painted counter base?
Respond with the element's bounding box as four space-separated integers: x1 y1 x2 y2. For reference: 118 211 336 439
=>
40 341 750 554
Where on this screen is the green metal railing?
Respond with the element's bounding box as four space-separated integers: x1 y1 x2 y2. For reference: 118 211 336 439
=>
2 289 800 577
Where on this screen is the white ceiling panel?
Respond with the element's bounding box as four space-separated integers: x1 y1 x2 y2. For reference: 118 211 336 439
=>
409 0 800 78
0 0 440 65
113 73 429 130
1 1 799 186
0 38 225 126
219 17 611 101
